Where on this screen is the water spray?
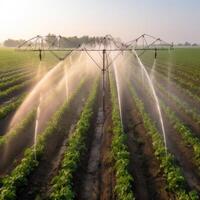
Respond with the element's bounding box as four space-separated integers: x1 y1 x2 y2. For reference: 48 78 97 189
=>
34 94 42 160
134 51 167 151
17 34 173 132
113 60 123 127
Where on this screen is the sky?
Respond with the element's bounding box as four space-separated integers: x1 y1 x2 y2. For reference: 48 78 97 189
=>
0 0 200 43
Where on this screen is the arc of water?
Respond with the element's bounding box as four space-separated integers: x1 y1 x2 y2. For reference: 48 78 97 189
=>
64 63 69 101
34 61 46 160
78 51 83 63
63 52 83 101
134 51 167 150
69 55 72 66
150 58 157 81
112 58 123 129
167 51 173 100
34 93 42 160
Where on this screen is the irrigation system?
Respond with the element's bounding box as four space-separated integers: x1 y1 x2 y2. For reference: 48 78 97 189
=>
17 34 173 113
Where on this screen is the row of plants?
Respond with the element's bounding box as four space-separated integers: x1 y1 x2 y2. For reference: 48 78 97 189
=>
0 72 34 91
0 79 32 101
159 67 199 94
144 59 200 85
49 79 99 200
0 79 86 200
128 60 200 127
161 102 200 171
0 94 26 120
0 94 26 119
128 82 199 200
149 64 200 96
130 71 200 182
153 78 200 126
141 48 200 79
144 63 200 105
155 60 200 82
0 68 33 82
110 76 135 200
136 70 200 179
147 74 200 170
0 67 28 80
138 55 200 103
0 48 59 72
0 109 36 147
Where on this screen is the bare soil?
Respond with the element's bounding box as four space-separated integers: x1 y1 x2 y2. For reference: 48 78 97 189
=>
76 73 115 200
16 80 92 200
121 80 175 200
130 76 200 194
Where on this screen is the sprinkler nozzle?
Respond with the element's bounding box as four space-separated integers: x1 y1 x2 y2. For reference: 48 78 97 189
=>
39 49 42 61
155 48 157 59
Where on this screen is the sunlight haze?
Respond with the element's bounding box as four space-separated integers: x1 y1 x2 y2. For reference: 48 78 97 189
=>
1 0 200 43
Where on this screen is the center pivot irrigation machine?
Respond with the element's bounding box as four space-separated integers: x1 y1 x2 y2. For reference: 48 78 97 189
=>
17 34 173 114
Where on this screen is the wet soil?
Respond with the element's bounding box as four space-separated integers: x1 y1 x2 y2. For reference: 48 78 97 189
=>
16 80 92 200
120 79 175 200
76 74 115 200
129 76 200 194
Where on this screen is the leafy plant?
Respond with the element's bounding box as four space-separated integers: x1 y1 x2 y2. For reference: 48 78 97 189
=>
110 76 135 200
0 94 26 120
0 79 86 200
0 110 36 147
128 82 199 199
49 79 98 200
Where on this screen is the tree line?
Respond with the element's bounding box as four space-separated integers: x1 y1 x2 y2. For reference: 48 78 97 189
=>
3 34 104 48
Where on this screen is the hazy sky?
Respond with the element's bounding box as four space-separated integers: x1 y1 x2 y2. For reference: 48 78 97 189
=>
0 0 200 43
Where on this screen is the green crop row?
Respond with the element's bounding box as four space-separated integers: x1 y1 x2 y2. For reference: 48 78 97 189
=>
146 73 200 176
156 62 200 83
0 72 34 91
128 82 198 200
126 60 200 125
153 78 200 126
162 67 199 94
0 110 36 147
0 94 26 120
0 79 85 200
128 67 200 176
145 63 200 105
144 70 200 170
138 55 200 105
128 53 200 107
0 69 32 82
144 59 200 85
142 59 200 95
141 48 200 75
49 79 98 200
0 68 28 79
110 76 135 200
0 80 32 101
161 104 200 171
160 61 200 81
0 48 59 71
150 65 200 96
152 77 200 170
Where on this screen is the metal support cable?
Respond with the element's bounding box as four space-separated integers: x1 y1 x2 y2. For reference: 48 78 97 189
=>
106 51 122 69
84 48 102 70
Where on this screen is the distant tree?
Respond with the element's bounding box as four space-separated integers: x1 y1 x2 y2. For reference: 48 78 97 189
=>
3 39 25 47
58 35 104 48
177 43 183 46
184 41 191 46
45 34 58 47
3 35 104 48
192 43 198 46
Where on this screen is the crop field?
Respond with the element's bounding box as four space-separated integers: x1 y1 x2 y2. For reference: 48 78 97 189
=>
0 46 200 200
